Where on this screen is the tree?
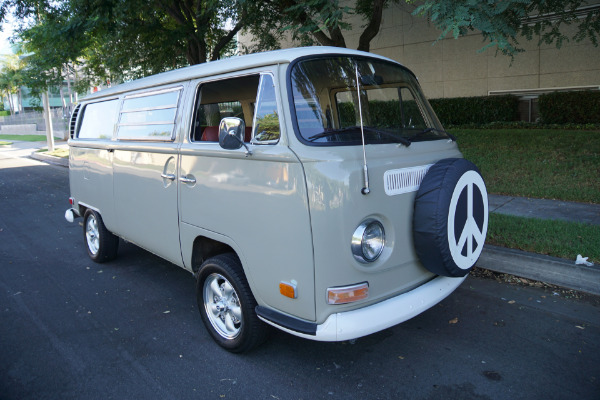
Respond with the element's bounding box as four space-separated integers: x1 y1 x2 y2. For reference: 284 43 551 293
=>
411 0 600 57
1 0 272 85
2 0 598 90
0 54 25 114
246 0 599 57
244 0 393 52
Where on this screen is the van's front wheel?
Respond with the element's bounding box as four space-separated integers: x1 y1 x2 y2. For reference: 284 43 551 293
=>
83 209 119 263
197 253 268 353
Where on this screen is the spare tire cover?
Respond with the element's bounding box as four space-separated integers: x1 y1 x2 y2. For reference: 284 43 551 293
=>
413 158 488 277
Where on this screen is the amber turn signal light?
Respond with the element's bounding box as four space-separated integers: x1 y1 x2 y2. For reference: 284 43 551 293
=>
327 282 369 305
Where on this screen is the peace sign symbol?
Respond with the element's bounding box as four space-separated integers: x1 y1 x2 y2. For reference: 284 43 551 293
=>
447 170 489 270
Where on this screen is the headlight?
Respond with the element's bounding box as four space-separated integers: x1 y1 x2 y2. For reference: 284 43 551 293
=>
351 219 385 263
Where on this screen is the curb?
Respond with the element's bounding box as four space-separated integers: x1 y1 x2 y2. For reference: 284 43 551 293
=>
477 245 600 296
30 151 68 167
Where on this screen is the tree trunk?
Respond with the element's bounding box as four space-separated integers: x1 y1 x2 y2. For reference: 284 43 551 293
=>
42 90 55 152
65 64 74 109
7 87 15 115
17 88 23 113
357 0 385 52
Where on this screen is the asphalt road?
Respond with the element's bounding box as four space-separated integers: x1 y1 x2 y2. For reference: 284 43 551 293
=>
1 149 599 400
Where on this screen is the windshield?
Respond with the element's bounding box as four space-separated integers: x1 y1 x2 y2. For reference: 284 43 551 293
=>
290 56 445 145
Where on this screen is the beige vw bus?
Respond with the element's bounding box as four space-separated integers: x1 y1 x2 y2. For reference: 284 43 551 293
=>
65 47 488 352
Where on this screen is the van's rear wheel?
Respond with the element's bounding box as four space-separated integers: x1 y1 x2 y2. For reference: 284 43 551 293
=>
83 209 119 263
197 253 269 353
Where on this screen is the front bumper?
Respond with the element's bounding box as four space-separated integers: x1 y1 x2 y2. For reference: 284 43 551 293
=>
257 275 466 342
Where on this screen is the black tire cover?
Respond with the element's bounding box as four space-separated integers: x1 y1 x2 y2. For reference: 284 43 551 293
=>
413 158 488 277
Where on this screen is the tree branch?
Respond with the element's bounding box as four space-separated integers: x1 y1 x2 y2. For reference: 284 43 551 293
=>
357 0 384 51
210 11 247 61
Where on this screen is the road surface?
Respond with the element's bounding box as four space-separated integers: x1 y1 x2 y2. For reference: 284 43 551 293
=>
1 147 599 399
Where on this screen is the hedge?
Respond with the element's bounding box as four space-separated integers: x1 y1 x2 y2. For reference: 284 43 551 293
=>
338 95 519 127
338 100 420 128
0 110 10 117
538 91 600 124
429 95 519 126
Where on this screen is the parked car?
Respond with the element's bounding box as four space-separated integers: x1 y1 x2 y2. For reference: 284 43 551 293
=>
65 47 489 352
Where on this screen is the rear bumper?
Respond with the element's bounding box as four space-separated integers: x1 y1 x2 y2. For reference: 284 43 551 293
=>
257 275 466 342
64 208 80 223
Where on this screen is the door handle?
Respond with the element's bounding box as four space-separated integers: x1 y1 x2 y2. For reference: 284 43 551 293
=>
161 173 176 181
179 175 196 185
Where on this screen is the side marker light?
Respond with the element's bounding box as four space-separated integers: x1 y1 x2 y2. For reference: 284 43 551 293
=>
279 281 297 299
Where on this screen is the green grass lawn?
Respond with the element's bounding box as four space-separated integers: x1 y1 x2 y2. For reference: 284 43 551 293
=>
452 128 600 264
37 147 69 158
487 214 600 264
452 129 600 204
0 134 62 142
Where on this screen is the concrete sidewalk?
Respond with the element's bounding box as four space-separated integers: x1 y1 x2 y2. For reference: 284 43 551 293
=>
489 194 600 226
0 140 69 166
2 140 599 296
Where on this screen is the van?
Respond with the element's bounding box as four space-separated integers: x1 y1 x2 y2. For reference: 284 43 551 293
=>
65 47 488 352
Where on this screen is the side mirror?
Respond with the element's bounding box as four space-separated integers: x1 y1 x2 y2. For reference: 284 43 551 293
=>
218 117 245 150
218 117 252 156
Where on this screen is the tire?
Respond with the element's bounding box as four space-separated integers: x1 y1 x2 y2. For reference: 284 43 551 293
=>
83 209 119 263
413 158 488 277
197 253 269 353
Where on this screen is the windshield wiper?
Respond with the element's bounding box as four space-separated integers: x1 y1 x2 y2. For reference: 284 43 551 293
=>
308 126 411 146
408 127 456 142
307 126 358 141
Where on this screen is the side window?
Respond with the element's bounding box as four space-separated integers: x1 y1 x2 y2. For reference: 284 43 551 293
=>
77 99 119 139
252 74 280 143
117 88 181 141
191 75 260 143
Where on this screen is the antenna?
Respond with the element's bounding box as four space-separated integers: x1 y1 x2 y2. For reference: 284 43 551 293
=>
355 64 370 195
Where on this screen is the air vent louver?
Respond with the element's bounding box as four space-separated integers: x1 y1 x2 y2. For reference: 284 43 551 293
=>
383 164 432 196
69 104 81 139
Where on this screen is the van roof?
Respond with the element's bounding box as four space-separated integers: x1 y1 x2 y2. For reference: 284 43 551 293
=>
83 46 399 101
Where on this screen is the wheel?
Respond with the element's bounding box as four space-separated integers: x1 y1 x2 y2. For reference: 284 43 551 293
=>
83 209 119 263
413 158 488 277
197 253 269 353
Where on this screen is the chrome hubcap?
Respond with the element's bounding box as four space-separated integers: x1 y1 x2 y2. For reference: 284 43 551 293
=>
203 273 242 339
86 215 100 255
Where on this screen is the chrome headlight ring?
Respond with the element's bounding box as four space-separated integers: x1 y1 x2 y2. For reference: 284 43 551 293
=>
351 219 385 263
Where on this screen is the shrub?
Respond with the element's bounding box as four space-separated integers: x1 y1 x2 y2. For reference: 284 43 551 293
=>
0 110 10 117
538 91 600 124
448 121 600 130
429 95 519 126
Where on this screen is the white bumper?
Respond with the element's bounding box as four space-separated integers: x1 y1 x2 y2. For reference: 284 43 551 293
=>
259 275 467 342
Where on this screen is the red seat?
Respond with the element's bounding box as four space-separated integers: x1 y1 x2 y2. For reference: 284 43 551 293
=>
201 125 252 142
201 126 219 142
